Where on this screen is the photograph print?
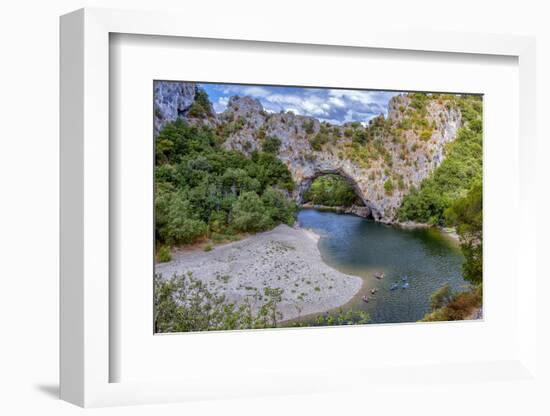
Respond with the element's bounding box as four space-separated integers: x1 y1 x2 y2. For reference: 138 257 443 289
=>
153 81 483 333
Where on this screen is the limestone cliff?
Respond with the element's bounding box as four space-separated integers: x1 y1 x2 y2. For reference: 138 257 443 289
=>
154 81 197 135
154 81 462 222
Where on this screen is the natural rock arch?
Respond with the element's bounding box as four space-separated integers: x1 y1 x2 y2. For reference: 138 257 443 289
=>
153 81 464 223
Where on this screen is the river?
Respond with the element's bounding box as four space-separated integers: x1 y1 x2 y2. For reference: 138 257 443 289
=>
296 208 466 324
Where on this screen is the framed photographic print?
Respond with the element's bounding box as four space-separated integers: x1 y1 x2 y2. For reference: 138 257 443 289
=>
152 80 482 333
60 7 538 408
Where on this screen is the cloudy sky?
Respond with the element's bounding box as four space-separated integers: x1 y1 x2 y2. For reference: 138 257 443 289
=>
198 83 403 125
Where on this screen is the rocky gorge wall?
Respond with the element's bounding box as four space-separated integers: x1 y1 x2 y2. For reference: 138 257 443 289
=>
154 81 462 223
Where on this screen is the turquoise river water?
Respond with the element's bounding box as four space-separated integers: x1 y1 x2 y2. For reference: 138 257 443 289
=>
296 208 467 324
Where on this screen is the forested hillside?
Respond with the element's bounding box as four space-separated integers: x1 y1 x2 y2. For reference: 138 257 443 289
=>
155 120 297 261
398 95 483 226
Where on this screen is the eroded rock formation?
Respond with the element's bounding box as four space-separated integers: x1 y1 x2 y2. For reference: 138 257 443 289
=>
154 81 462 222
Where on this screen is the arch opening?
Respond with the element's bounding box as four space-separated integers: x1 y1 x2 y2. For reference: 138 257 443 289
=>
297 170 373 219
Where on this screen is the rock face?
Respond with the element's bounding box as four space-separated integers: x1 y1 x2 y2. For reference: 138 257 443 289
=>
154 81 196 135
302 204 372 218
219 95 461 222
154 82 462 223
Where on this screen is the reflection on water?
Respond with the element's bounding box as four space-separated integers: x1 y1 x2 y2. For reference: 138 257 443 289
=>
297 208 465 324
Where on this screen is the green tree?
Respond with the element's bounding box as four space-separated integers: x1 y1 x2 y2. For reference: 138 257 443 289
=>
445 181 482 284
187 87 214 118
231 191 272 232
304 175 360 207
155 189 207 245
261 187 298 225
262 136 282 154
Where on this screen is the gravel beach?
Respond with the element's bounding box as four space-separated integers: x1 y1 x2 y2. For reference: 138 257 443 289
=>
155 224 363 322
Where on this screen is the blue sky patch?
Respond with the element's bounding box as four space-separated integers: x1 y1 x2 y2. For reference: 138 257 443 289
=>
198 83 403 125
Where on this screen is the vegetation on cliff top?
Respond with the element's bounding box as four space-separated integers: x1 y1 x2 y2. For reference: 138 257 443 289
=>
398 95 482 226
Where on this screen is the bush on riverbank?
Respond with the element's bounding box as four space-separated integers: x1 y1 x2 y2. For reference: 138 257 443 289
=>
154 272 283 332
421 284 482 322
154 272 370 332
156 246 172 263
445 181 482 284
295 309 370 327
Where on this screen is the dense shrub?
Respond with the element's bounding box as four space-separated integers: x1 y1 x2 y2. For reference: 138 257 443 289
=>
261 187 298 225
303 119 315 134
430 283 453 310
421 285 482 322
231 191 273 232
310 132 329 150
445 181 482 284
154 272 283 332
262 136 281 154
409 93 428 111
384 179 394 196
352 128 369 145
157 246 172 263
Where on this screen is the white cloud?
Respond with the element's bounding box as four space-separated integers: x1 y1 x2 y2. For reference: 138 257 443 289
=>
329 89 379 105
343 109 354 123
241 86 271 97
213 96 229 113
220 85 271 98
209 84 401 124
318 117 342 125
284 107 300 115
265 94 329 117
328 96 345 108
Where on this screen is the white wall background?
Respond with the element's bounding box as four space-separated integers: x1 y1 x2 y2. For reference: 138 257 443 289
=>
0 1 548 415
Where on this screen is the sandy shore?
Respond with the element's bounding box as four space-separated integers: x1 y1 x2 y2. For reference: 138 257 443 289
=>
156 224 363 322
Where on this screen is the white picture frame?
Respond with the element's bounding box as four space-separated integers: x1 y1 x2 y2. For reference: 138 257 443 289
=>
60 7 538 407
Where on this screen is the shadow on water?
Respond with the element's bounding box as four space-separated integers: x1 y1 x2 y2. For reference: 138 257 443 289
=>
296 208 465 324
